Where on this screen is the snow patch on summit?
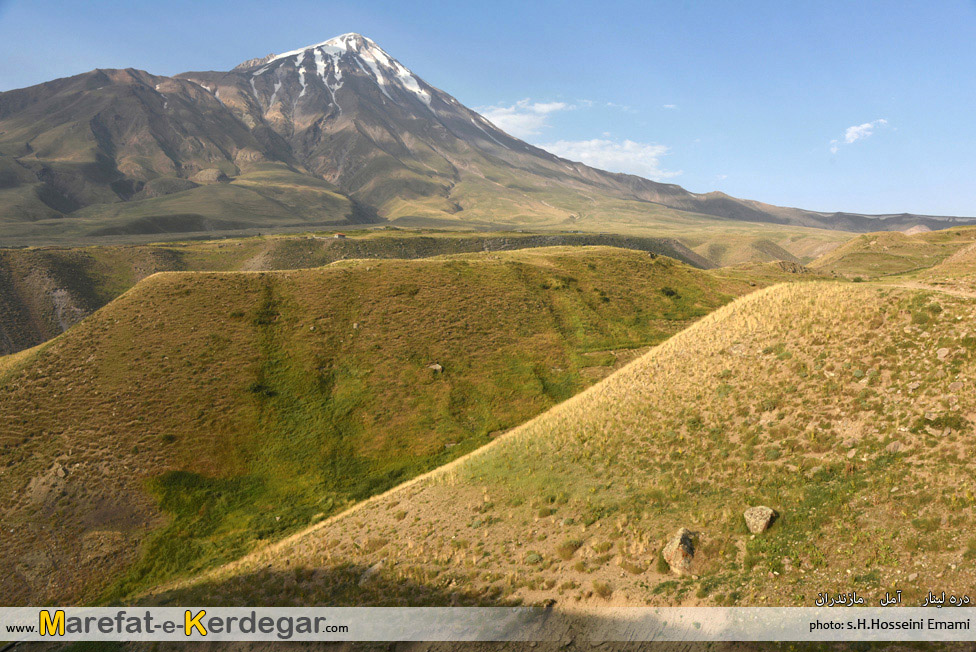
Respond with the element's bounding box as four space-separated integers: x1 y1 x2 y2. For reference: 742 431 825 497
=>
249 33 432 109
314 48 343 113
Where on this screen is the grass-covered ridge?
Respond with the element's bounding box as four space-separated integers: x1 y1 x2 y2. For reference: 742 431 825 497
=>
0 246 756 605
157 281 976 608
0 229 712 356
809 227 976 279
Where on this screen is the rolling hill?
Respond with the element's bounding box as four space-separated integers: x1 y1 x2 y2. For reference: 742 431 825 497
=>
1 33 971 246
0 246 765 605
0 230 712 355
809 226 976 278
920 243 976 289
151 281 976 609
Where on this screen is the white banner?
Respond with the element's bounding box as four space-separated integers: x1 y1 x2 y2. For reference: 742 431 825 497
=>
1 607 974 642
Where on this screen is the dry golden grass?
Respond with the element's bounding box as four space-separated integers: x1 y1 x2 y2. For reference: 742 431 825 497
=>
155 281 976 609
1 246 757 606
0 230 713 356
810 227 976 279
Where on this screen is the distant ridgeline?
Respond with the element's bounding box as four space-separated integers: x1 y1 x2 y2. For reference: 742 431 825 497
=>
0 33 973 246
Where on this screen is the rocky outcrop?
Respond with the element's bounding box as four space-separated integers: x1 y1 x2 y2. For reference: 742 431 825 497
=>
744 506 777 534
662 528 696 575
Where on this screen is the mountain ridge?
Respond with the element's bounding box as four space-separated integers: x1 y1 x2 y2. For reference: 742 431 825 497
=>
0 32 972 244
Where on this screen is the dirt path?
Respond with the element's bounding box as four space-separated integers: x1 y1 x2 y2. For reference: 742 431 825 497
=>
880 280 976 299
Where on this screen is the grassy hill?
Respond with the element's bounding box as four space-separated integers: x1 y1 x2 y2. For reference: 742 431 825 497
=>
0 246 761 605
689 237 800 267
930 242 976 273
0 230 713 355
154 281 976 609
809 227 976 279
915 242 976 293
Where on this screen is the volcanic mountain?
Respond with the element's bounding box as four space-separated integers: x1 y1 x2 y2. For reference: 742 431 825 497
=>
0 33 971 244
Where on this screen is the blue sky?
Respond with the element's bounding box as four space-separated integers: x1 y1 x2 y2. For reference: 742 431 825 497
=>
1 0 974 215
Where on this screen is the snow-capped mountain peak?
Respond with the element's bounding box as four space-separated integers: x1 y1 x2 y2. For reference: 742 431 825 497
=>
242 33 431 108
268 33 374 61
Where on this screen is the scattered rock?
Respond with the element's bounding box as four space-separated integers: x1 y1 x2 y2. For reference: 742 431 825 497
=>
846 449 857 459
744 506 777 534
937 348 950 361
908 572 918 582
427 362 443 373
886 441 904 453
908 381 921 391
358 561 384 586
662 528 695 575
949 381 963 392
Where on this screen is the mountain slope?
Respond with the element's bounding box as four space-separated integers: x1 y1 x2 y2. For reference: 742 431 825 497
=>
0 246 758 605
1 34 971 244
178 34 975 233
0 69 321 217
156 281 976 608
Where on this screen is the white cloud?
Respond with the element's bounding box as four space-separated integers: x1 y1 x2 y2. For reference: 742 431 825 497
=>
478 98 642 138
845 118 887 143
477 99 573 138
539 138 680 180
831 119 888 153
663 104 678 109
716 174 728 180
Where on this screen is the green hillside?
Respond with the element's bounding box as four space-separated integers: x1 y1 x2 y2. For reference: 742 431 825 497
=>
155 281 976 609
810 228 976 278
0 246 756 605
0 230 712 355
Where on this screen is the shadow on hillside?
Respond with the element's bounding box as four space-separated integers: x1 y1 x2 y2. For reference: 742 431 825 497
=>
59 566 958 652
